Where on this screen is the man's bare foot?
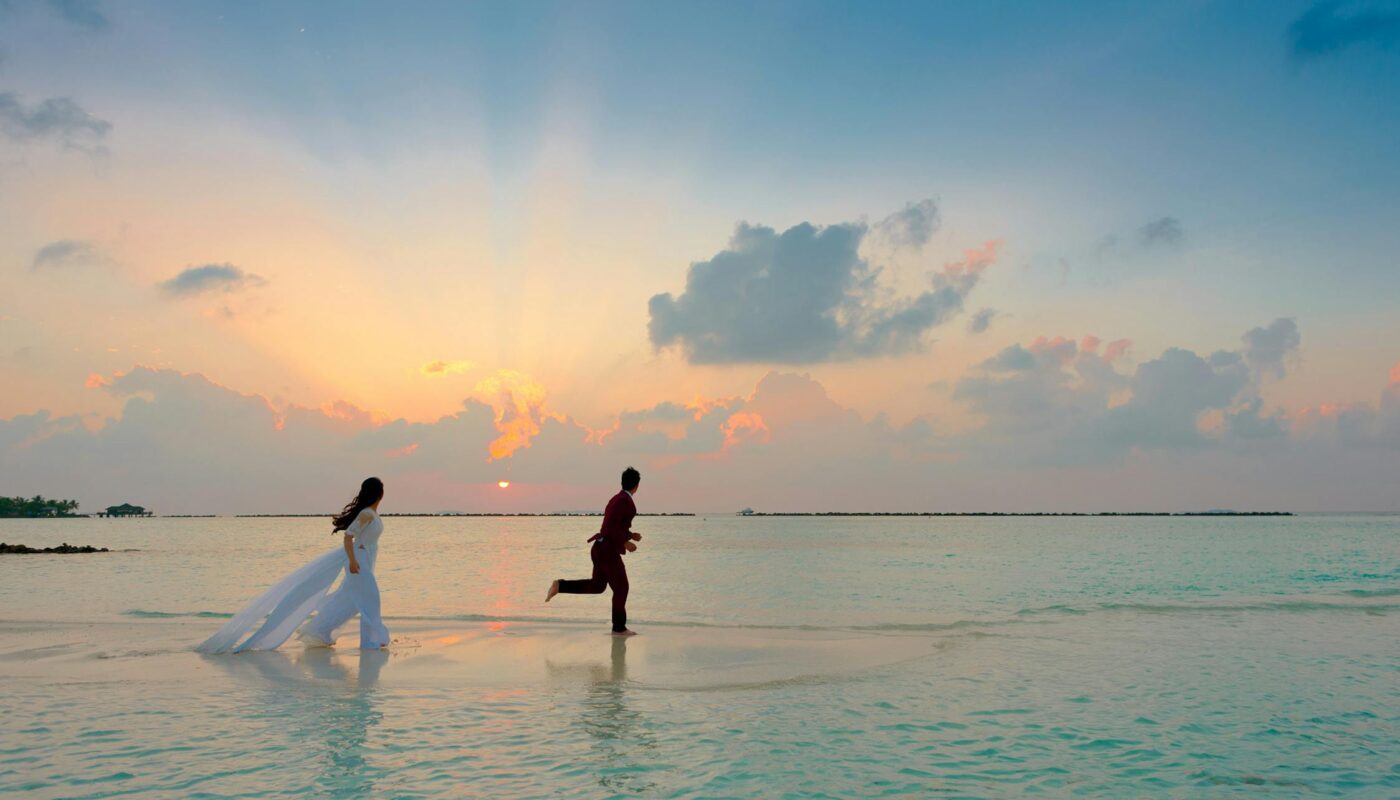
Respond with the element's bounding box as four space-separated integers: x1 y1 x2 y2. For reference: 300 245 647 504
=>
611 629 638 636
545 579 560 603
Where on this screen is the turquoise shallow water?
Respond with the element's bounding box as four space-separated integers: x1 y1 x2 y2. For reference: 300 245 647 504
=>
1 514 1397 797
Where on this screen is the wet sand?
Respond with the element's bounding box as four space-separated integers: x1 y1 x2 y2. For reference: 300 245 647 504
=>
0 618 940 691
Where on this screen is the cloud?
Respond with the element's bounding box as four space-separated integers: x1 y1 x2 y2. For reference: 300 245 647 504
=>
981 343 1037 372
953 323 1303 460
1242 317 1301 380
1136 216 1184 248
952 320 1394 480
1225 398 1289 440
1288 2 1400 61
473 370 558 460
0 365 946 514
955 337 1124 442
31 238 100 270
1290 363 1400 448
45 0 109 30
1100 348 1251 449
873 199 940 250
967 307 997 334
420 360 473 376
4 352 1400 513
159 264 266 297
0 92 111 151
648 204 996 364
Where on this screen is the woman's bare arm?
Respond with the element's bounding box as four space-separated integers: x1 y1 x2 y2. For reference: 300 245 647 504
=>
343 534 360 573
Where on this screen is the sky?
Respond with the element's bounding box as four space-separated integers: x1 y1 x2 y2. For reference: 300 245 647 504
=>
2 0 1399 514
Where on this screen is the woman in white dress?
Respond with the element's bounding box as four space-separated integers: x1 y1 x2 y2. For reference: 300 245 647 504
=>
197 477 391 654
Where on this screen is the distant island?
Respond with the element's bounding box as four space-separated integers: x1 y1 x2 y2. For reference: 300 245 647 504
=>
0 496 81 518
734 511 1292 517
234 512 697 518
0 497 157 518
0 542 110 554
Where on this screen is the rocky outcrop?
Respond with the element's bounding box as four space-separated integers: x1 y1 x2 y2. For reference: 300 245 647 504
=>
0 542 110 554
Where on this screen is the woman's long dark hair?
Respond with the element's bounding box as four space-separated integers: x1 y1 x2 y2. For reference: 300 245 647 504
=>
333 477 384 533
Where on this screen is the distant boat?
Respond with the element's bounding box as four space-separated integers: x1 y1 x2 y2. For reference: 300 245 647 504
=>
740 508 755 516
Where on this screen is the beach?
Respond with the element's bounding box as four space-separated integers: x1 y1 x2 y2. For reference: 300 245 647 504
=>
2 514 1397 797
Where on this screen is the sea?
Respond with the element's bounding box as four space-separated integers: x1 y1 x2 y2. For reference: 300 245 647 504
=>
1 513 1396 798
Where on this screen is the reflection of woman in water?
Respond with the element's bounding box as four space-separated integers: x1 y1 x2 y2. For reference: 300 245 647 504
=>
197 478 391 654
200 647 389 795
308 649 390 797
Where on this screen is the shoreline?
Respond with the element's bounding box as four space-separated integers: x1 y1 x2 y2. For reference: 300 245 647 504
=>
3 510 1293 519
23 510 1395 520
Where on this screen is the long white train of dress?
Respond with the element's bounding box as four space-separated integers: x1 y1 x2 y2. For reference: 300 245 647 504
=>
195 546 346 654
197 510 390 654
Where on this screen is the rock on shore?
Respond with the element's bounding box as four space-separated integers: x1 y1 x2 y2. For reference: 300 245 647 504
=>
0 542 110 554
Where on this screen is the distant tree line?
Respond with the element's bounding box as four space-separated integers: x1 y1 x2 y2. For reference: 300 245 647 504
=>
0 496 81 518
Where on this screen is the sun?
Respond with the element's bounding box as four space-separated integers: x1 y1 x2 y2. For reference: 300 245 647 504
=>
497 480 510 489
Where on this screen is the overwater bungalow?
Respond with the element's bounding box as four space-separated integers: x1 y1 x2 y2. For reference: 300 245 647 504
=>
98 503 152 518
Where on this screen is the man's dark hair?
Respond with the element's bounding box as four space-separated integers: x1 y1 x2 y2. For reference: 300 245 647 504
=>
621 466 641 491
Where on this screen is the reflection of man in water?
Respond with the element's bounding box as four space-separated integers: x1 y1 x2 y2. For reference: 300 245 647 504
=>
544 637 655 793
543 635 628 687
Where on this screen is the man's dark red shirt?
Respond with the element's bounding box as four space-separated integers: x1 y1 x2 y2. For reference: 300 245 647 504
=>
588 490 636 554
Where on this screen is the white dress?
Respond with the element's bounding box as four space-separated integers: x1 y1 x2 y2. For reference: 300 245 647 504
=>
197 509 390 654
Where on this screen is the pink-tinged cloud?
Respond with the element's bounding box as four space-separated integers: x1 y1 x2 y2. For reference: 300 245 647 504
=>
945 240 1001 277
4 348 1400 513
320 400 380 426
1103 339 1132 362
1390 362 1400 386
721 411 770 450
1028 335 1077 364
1080 335 1101 355
84 372 110 389
1290 402 1366 437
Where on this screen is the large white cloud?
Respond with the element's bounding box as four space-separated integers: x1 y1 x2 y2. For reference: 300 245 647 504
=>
648 201 995 364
